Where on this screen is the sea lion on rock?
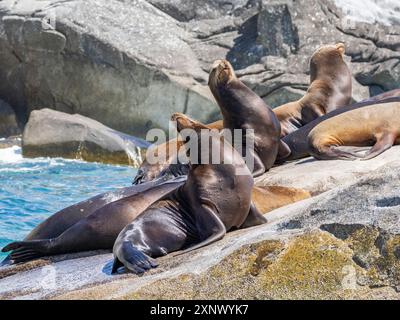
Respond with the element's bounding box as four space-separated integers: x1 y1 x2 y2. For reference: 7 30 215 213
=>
208 59 281 177
279 95 400 162
133 120 223 185
2 176 187 264
112 113 266 274
307 101 400 160
274 43 352 138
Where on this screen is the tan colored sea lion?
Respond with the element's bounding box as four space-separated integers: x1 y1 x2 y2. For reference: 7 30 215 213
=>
307 101 400 160
274 43 352 138
133 120 223 185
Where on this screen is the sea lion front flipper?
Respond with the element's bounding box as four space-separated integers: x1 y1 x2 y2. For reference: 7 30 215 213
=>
111 258 124 274
174 206 226 256
115 241 158 274
239 202 267 229
361 132 396 160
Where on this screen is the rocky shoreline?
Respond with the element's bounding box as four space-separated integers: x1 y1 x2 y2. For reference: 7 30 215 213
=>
0 0 399 300
1 146 400 300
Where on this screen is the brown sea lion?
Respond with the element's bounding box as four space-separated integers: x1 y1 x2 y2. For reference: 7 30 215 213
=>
208 59 281 177
307 101 400 160
2 176 187 264
133 120 223 185
112 113 266 274
279 94 400 162
274 43 352 138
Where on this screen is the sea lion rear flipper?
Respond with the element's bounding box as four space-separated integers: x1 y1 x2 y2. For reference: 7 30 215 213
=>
361 132 396 160
2 240 50 264
174 206 226 256
276 140 291 162
240 203 267 229
248 149 266 178
0 255 12 267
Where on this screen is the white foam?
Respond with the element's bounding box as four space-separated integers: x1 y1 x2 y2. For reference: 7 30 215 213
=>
335 0 400 26
0 146 23 163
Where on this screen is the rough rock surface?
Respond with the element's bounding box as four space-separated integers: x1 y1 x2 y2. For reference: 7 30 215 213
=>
0 99 20 137
22 109 149 166
0 0 399 137
1 146 400 300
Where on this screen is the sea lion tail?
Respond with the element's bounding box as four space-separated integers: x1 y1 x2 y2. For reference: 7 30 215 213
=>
2 240 50 264
116 241 158 274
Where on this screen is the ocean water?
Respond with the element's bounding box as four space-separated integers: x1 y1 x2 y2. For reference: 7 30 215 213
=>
0 146 137 259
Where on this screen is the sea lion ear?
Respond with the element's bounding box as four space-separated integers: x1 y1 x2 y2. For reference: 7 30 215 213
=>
336 43 345 55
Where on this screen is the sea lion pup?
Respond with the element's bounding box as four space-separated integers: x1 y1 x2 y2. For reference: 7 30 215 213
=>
274 43 352 138
279 95 400 162
2 176 187 264
112 113 266 274
133 120 223 185
209 59 281 177
307 101 400 160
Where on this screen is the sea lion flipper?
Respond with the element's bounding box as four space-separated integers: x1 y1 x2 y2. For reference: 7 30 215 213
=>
240 202 267 229
117 241 158 274
361 132 396 160
277 140 291 161
111 258 124 274
175 206 226 256
248 149 266 178
0 255 12 267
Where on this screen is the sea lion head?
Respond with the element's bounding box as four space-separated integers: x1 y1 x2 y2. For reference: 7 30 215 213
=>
310 43 347 80
171 113 220 164
311 43 346 62
208 59 237 89
171 112 210 133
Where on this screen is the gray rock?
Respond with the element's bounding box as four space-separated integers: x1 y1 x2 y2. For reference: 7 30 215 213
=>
0 0 398 138
22 109 149 166
0 99 20 137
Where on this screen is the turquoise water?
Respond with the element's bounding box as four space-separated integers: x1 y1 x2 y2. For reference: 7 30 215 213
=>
0 146 137 259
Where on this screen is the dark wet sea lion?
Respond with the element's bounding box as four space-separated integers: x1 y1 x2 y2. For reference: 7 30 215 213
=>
279 94 400 162
112 113 266 274
208 59 281 177
307 101 400 160
274 43 352 138
2 176 187 264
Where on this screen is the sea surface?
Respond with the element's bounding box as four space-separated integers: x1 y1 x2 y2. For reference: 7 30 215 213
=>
0 146 137 259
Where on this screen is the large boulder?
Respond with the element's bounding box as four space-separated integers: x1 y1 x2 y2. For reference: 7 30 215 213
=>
22 109 149 166
1 146 400 299
0 99 20 137
0 0 399 138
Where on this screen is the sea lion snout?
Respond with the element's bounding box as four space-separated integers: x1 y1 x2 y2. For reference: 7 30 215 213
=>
209 59 235 86
171 112 208 132
335 43 345 56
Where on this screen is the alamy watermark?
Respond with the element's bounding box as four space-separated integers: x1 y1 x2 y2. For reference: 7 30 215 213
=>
145 121 256 176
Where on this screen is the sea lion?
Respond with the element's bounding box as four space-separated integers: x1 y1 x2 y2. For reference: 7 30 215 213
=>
2 176 187 264
279 94 400 162
307 101 400 160
274 43 352 138
112 113 266 274
133 120 223 185
208 59 281 177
